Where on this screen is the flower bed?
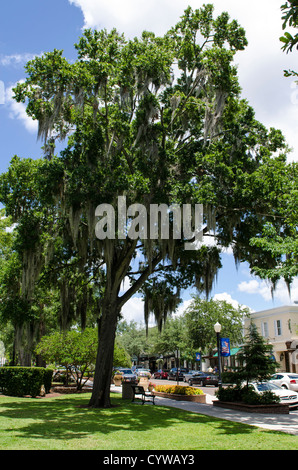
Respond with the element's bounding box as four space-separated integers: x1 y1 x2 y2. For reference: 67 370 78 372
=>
152 385 206 403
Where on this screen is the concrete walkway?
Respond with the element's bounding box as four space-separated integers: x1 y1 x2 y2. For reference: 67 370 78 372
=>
153 395 298 436
110 384 298 436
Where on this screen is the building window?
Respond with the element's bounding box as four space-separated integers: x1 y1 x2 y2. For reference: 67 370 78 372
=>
261 322 269 338
274 320 282 336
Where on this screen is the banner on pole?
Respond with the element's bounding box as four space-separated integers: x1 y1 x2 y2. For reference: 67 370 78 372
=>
195 352 201 361
220 338 230 357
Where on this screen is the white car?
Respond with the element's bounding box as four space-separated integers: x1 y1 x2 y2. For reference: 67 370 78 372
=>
269 373 298 392
137 369 151 378
248 382 298 409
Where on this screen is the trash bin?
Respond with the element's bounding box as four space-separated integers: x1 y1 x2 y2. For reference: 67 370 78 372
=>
122 382 134 400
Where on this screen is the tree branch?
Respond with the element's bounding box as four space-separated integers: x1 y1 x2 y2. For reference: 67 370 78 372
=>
117 252 163 309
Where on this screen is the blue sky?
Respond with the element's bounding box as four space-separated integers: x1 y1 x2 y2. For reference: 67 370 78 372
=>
1 0 298 325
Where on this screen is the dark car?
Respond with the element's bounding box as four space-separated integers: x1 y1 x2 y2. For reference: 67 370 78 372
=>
153 369 169 379
117 368 137 384
168 368 188 381
188 372 219 387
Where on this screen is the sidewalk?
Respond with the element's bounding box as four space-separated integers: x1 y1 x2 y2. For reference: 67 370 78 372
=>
111 384 298 436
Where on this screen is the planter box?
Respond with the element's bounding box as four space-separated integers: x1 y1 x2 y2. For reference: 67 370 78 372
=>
213 400 289 414
153 391 206 403
113 380 122 386
138 378 149 390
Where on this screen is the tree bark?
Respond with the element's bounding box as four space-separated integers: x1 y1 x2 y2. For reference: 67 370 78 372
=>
88 296 120 408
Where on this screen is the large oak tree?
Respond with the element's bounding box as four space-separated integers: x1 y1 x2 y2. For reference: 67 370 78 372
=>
0 5 291 407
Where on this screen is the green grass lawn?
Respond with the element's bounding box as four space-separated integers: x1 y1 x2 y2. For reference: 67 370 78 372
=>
0 392 297 450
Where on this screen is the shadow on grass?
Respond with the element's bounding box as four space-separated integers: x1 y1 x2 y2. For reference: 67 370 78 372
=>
0 392 261 443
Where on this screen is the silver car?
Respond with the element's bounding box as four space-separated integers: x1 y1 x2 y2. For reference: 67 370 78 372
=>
270 373 298 392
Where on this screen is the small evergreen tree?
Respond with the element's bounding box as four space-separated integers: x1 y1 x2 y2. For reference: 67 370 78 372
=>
237 322 278 386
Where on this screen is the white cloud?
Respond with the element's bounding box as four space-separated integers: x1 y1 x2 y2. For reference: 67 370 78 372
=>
175 298 193 317
0 53 41 67
213 292 243 310
120 295 146 325
5 83 38 134
120 294 192 326
238 279 261 295
238 277 298 305
69 0 177 36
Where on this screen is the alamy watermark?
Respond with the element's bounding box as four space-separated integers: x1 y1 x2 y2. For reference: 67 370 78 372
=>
95 196 204 250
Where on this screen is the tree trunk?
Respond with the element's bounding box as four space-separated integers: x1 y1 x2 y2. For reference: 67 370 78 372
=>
88 297 120 408
87 240 158 408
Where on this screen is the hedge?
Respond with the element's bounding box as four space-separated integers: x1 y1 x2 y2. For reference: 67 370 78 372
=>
215 385 280 405
43 368 54 393
0 367 53 398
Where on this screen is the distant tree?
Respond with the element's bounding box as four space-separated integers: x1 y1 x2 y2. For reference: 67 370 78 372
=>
184 297 249 353
116 319 157 362
236 323 278 386
113 338 132 368
35 328 98 389
152 316 187 358
36 328 131 389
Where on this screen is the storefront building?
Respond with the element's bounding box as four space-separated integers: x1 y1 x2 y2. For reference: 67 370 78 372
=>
244 305 298 373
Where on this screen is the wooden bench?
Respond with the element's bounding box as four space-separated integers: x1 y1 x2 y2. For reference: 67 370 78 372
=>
131 385 155 405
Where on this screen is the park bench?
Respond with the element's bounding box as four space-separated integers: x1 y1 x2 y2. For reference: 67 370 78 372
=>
131 385 155 405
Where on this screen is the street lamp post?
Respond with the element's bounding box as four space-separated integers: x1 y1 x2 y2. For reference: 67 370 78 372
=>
214 322 222 388
175 349 180 385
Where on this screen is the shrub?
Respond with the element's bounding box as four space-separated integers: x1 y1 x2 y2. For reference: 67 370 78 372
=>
241 388 280 405
215 385 280 405
0 367 53 397
221 371 241 385
43 368 54 393
215 386 243 402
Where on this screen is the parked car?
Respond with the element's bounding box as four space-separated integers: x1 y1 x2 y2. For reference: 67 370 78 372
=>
117 368 137 384
183 370 197 382
188 372 219 387
132 365 144 372
153 370 162 379
269 373 298 392
248 382 298 409
167 368 188 380
187 371 205 385
153 369 169 379
137 369 151 378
